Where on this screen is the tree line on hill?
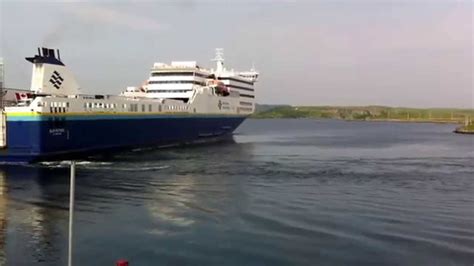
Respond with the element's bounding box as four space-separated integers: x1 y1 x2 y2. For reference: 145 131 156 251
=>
253 104 474 123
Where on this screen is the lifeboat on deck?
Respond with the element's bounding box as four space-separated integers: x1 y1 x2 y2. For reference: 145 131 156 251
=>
208 80 230 96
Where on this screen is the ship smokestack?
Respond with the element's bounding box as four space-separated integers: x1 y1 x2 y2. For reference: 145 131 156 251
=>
42 47 49 57
26 47 80 96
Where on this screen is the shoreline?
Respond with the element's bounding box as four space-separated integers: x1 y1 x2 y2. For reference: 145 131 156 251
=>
253 105 474 125
251 117 474 135
250 117 462 125
454 126 474 135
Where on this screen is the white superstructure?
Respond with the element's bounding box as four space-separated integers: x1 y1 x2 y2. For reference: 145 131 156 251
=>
212 48 259 113
122 48 259 113
146 61 211 100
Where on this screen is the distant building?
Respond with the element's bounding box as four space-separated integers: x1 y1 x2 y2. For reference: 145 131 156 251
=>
0 59 29 108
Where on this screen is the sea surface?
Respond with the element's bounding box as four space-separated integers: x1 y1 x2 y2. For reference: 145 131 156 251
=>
0 119 473 266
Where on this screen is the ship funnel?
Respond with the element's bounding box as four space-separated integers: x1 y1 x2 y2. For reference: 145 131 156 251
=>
25 47 80 96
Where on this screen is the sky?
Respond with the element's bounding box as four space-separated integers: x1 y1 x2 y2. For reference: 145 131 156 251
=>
0 0 472 108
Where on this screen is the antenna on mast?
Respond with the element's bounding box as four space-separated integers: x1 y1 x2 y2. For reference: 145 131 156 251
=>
212 48 225 73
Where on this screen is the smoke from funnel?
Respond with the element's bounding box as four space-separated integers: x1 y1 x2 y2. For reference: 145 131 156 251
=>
42 23 69 47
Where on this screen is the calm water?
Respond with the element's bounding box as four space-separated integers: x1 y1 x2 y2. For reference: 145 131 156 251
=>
0 119 473 266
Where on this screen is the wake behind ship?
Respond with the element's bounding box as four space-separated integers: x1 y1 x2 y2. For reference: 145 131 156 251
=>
0 48 259 162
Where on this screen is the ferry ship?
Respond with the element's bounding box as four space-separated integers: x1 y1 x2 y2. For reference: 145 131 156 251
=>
0 48 258 162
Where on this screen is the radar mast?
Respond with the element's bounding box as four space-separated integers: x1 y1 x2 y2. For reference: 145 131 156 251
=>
212 48 225 74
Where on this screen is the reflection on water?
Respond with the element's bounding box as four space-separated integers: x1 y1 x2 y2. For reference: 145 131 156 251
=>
147 174 198 229
0 120 473 265
0 167 70 265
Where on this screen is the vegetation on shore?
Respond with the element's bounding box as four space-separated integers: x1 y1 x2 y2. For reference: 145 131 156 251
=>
454 122 474 134
252 105 474 123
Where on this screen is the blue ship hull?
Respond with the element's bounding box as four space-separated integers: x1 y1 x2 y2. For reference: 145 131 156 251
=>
0 114 247 163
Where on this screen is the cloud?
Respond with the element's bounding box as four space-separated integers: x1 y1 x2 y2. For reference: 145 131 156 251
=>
68 4 169 32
